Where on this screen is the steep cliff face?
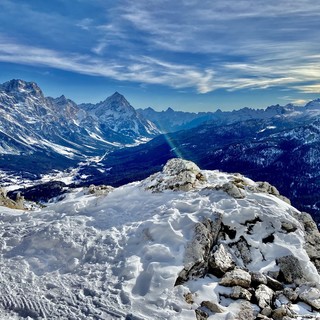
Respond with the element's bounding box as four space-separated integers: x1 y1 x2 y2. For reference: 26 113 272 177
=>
0 159 318 319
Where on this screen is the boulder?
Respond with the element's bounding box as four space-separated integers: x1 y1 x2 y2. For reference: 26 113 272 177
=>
250 272 267 288
175 215 222 285
220 268 251 288
276 255 305 284
218 182 246 199
293 212 320 274
255 284 274 308
209 243 235 276
298 285 320 310
265 275 283 291
200 301 225 313
145 158 206 192
230 286 252 301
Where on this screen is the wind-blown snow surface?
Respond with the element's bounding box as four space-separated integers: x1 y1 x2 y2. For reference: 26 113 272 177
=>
0 160 319 319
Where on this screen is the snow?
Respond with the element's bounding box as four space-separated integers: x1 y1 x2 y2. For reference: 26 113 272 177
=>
0 163 319 319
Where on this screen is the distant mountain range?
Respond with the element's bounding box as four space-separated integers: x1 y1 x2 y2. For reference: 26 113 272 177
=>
0 79 159 175
0 79 319 225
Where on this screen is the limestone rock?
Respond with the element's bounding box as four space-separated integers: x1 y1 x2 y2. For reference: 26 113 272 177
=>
175 214 222 285
283 287 298 302
236 301 255 320
0 187 24 210
220 269 251 288
255 284 274 308
293 212 320 274
195 308 208 320
201 301 225 313
264 275 283 291
276 255 305 284
218 182 246 199
298 285 320 310
271 305 294 320
230 286 252 301
250 181 291 204
209 243 235 276
88 184 114 195
250 272 267 288
145 158 206 192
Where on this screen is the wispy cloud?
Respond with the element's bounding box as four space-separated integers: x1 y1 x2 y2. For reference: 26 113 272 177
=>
1 0 320 97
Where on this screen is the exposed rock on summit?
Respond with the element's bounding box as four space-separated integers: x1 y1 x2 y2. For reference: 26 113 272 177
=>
144 158 206 192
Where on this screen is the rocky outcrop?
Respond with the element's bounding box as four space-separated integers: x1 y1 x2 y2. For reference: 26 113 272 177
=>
292 211 320 273
144 158 206 192
175 215 222 285
220 268 251 288
249 181 291 204
0 188 24 209
87 184 114 196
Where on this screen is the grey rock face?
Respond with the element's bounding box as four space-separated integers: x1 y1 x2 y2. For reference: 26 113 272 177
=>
175 215 222 285
220 269 251 288
145 158 207 192
276 255 305 284
209 243 235 276
255 284 274 308
298 285 320 310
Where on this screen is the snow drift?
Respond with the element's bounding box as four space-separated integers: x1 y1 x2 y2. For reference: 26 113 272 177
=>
0 159 319 319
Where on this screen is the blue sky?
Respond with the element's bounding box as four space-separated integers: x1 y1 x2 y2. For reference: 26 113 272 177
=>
0 0 320 111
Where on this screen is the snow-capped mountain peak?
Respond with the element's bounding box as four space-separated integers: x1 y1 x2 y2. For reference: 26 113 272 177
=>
1 79 43 97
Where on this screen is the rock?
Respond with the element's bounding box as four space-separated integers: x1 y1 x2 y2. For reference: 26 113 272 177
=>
255 284 274 308
88 184 114 195
265 275 283 291
273 292 290 309
276 255 305 284
195 308 208 320
231 236 252 265
236 301 255 320
271 305 294 320
256 314 272 320
184 292 193 304
281 221 297 233
230 286 252 301
293 212 320 274
298 285 320 310
260 306 272 317
250 272 267 288
0 187 25 210
220 269 251 288
218 182 246 199
201 301 225 313
252 181 291 204
145 158 207 192
283 287 298 302
209 243 235 276
175 214 222 285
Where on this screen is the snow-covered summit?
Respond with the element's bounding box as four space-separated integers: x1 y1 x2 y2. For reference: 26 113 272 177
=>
79 91 160 139
0 159 319 319
1 79 43 97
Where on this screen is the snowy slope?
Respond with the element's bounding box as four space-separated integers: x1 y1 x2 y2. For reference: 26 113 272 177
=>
0 159 319 319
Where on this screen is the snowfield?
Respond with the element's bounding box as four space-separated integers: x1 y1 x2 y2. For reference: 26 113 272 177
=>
0 159 319 319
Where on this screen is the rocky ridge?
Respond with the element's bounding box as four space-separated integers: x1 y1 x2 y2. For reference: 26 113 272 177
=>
152 160 320 319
